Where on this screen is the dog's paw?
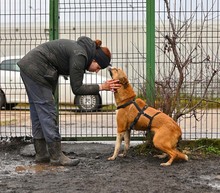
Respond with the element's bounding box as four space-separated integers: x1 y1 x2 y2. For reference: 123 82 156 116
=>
118 153 126 158
185 155 189 161
160 162 171 166
153 153 167 159
107 156 116 161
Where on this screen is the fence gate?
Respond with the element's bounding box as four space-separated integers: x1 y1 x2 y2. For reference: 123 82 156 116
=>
0 0 147 141
57 0 147 140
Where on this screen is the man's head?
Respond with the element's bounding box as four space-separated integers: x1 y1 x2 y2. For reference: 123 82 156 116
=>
94 40 111 69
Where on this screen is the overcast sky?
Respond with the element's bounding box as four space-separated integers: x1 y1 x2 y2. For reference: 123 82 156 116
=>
0 0 219 24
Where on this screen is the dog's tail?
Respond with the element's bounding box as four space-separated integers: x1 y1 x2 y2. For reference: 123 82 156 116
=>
176 136 188 161
176 149 189 161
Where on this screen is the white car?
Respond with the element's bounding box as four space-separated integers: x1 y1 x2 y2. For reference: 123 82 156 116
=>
0 57 115 111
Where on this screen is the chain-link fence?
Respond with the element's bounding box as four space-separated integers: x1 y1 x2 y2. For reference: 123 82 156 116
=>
0 0 219 140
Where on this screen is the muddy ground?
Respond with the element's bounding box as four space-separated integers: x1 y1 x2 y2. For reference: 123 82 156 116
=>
0 139 220 193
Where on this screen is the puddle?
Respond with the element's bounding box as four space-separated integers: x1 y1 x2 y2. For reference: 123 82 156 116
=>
0 153 69 176
199 175 220 190
15 164 69 174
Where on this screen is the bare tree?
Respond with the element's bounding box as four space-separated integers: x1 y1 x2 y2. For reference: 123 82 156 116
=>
151 0 220 121
132 0 220 122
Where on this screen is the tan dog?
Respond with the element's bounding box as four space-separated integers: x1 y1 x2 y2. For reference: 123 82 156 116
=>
108 67 188 166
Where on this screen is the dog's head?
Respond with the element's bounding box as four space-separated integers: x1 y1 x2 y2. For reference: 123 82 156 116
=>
108 67 136 104
108 67 129 88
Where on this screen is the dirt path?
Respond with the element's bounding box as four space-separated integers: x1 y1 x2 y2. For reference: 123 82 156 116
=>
0 140 220 193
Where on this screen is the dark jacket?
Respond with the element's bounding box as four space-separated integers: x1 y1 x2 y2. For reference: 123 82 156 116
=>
18 36 100 95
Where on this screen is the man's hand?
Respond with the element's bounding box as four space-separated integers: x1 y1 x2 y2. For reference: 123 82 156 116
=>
99 79 121 92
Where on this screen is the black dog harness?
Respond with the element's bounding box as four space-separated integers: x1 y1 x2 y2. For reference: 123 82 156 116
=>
117 100 161 131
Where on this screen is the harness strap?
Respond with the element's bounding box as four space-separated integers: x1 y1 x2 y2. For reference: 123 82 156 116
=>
117 100 135 109
129 102 161 131
129 104 148 130
145 112 161 131
116 99 161 131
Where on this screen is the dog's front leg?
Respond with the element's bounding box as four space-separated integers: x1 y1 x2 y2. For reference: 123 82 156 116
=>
108 132 125 160
118 130 131 157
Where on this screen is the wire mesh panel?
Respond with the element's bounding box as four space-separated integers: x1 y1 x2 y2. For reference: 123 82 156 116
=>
58 0 147 140
0 0 147 140
0 0 219 140
155 0 220 139
0 0 50 138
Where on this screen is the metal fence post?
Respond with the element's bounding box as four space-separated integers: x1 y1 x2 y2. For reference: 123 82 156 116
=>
146 0 155 106
50 0 59 40
49 0 59 117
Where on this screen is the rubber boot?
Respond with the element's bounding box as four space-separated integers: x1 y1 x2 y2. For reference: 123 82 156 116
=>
34 139 50 163
47 141 80 166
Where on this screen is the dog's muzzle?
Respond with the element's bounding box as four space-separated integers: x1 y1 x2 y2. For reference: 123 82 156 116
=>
108 66 113 78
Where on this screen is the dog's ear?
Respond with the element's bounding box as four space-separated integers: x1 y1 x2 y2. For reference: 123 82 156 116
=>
119 77 129 88
119 77 128 85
